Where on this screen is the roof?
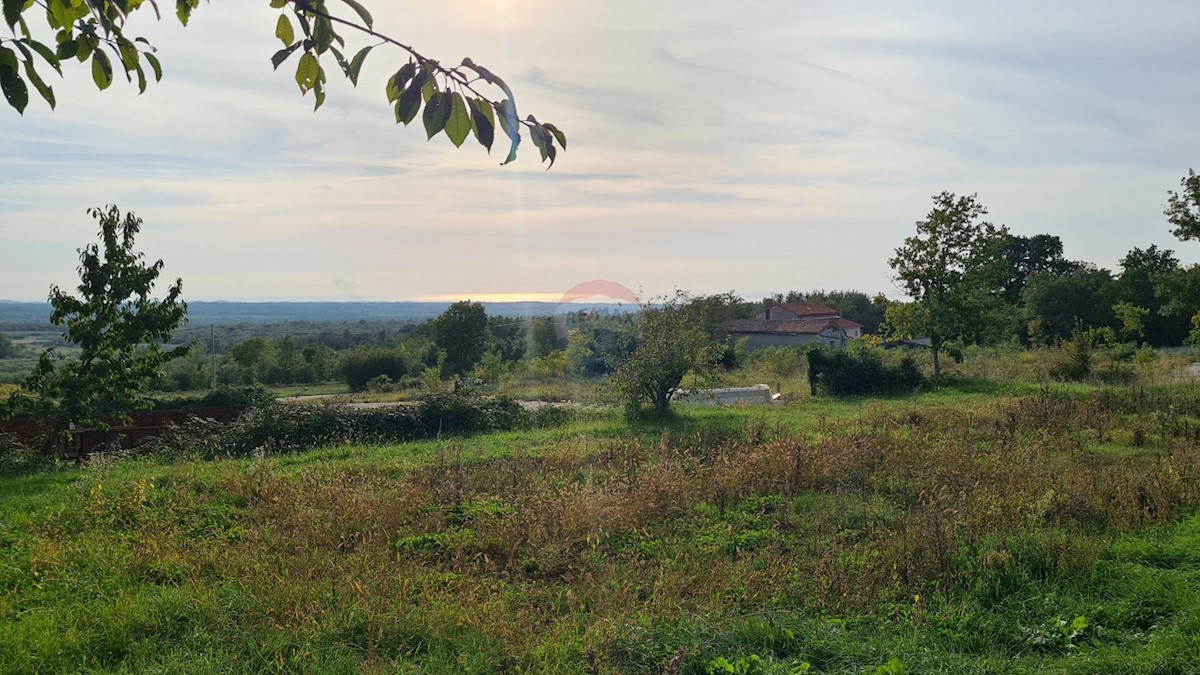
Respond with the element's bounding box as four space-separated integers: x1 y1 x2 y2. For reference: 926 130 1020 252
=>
728 318 862 335
776 302 840 317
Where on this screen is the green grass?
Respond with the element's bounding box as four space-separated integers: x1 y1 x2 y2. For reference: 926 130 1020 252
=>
5 384 1200 672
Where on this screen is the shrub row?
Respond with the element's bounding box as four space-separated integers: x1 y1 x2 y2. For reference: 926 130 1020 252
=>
806 347 924 396
144 392 572 459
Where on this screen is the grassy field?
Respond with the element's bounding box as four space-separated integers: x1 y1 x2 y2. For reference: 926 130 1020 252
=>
4 384 1200 673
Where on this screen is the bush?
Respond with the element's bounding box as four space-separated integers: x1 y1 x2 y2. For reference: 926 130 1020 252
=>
151 385 274 411
806 347 923 396
340 346 411 391
146 392 564 458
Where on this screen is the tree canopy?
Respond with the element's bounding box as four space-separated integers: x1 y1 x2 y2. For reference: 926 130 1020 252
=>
0 0 565 166
2 205 188 448
887 192 1007 376
1167 169 1200 242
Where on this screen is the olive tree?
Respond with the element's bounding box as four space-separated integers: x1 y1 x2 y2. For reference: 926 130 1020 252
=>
0 0 565 166
3 206 188 449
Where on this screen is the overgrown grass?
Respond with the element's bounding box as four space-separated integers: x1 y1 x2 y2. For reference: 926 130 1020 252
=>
5 385 1200 672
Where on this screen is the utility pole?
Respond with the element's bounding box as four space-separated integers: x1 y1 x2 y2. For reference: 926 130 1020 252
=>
210 324 217 389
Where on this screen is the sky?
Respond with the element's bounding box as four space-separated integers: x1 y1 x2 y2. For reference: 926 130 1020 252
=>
2 1 1199 302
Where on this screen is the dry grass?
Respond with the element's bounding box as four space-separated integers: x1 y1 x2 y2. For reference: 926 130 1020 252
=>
7 387 1200 672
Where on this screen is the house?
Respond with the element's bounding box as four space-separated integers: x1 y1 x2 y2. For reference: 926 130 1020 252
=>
727 300 863 349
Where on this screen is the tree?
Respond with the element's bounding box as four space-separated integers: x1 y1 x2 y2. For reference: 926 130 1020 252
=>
0 332 13 358
995 233 1079 304
1112 301 1149 343
887 192 1007 376
3 206 188 449
339 345 409 390
1117 245 1184 345
433 300 488 376
1166 169 1200 242
0 0 565 167
612 294 718 417
1021 267 1118 344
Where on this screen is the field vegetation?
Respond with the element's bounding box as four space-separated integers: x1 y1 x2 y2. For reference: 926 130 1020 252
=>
6 383 1200 672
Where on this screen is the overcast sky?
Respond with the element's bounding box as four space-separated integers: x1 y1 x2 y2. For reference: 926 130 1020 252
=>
2 1 1198 302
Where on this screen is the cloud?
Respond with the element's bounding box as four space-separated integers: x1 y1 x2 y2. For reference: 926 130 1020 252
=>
2 0 1199 301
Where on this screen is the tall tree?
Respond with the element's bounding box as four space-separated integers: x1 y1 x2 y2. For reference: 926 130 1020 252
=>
888 192 1007 376
433 301 489 376
1021 267 1119 344
0 0 565 166
995 233 1079 304
1117 245 1184 345
1166 169 1200 242
3 206 188 450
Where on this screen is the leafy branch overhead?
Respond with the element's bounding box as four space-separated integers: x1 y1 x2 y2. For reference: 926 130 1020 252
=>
0 0 565 167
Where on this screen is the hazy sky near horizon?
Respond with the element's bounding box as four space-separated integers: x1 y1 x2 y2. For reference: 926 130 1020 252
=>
2 1 1199 302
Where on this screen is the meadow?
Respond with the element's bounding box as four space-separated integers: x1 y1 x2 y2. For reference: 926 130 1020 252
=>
5 379 1200 673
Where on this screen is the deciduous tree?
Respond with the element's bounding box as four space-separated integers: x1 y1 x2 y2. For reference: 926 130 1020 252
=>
612 293 718 417
887 192 1007 376
433 300 488 376
3 206 188 450
0 0 565 166
1166 169 1200 242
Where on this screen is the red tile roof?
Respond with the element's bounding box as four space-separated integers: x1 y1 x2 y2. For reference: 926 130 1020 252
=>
777 302 839 317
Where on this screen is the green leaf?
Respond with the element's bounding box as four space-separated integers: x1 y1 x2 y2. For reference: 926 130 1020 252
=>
313 77 325 111
348 45 371 86
2 0 24 30
117 39 139 72
312 15 334 54
144 51 162 81
133 61 146 94
330 46 350 79
294 52 318 93
75 37 94 63
422 90 451 140
386 62 412 101
395 81 421 124
270 42 300 71
21 55 54 108
275 14 294 47
530 122 549 162
55 40 77 60
0 59 28 114
24 39 61 75
337 0 373 29
496 99 519 165
421 76 435 103
444 92 471 148
269 0 286 7
542 122 566 150
469 97 494 152
91 49 112 91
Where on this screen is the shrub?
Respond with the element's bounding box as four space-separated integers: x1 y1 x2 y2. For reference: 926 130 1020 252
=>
806 347 923 396
152 385 274 410
144 392 561 458
340 346 411 391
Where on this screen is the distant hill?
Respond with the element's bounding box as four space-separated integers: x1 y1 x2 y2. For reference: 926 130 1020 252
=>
0 300 637 330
